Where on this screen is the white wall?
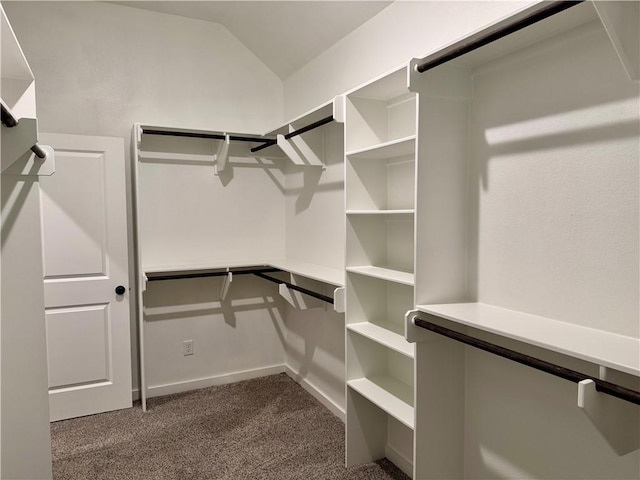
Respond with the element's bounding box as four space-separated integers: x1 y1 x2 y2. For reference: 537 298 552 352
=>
283 1 534 119
3 0 284 394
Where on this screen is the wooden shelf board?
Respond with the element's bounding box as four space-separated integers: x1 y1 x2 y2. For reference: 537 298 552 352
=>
346 135 416 159
416 302 640 377
346 209 414 216
347 376 414 429
348 322 415 358
347 266 414 286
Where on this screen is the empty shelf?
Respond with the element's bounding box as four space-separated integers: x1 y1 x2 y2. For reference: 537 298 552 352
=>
346 135 416 159
348 322 414 358
348 376 414 429
347 266 414 286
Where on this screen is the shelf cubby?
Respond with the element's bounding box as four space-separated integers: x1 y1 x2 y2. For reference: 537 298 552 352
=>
346 332 414 429
346 139 415 212
346 213 414 275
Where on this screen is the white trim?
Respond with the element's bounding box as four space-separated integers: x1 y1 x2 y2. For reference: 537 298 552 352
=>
385 444 413 479
285 366 346 423
146 364 286 399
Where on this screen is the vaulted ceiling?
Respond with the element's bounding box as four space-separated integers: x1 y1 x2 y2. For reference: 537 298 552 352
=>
109 1 393 79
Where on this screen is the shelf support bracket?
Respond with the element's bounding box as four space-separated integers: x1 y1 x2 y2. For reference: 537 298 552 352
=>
2 117 55 175
214 134 230 175
287 125 324 167
578 378 640 456
219 270 233 300
404 309 436 343
333 287 345 313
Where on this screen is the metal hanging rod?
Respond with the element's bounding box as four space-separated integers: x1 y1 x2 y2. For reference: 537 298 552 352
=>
250 139 278 153
415 0 584 74
250 115 335 153
146 267 281 282
1 103 48 159
284 115 334 140
253 272 334 305
413 317 640 406
141 128 275 145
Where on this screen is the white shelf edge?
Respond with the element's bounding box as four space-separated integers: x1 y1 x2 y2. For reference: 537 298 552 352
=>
138 151 214 163
346 209 414 215
348 322 415 358
416 302 640 377
347 377 414 429
346 135 416 158
347 266 414 286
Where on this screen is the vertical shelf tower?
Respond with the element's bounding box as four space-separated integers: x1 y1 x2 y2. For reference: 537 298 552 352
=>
344 66 417 476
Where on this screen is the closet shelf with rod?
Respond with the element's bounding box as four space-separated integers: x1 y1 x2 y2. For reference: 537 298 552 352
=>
406 307 640 456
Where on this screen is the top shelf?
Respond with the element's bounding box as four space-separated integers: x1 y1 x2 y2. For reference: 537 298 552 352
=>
416 302 640 377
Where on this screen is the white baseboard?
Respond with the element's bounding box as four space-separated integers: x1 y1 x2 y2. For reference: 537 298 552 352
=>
146 364 286 398
386 444 413 479
285 366 345 423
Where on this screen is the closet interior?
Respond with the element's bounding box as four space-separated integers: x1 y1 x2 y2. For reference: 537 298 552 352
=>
2 1 639 479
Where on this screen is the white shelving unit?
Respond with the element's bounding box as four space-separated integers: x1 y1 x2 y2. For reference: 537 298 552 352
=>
344 66 417 477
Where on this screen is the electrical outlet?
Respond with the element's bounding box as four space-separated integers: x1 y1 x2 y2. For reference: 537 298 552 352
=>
183 340 194 356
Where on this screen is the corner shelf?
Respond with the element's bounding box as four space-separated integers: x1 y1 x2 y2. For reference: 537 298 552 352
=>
416 302 640 377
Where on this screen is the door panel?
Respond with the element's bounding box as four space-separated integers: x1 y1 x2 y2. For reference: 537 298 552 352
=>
39 133 132 421
41 151 108 278
45 304 110 388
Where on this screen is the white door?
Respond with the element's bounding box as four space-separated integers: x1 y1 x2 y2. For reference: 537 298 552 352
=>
39 133 132 421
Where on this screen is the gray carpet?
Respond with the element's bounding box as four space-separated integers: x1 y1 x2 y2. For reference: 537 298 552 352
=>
51 374 411 480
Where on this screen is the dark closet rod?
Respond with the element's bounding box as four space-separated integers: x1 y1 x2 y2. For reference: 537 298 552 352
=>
415 0 584 74
250 139 278 153
284 115 334 140
250 115 335 153
413 317 640 406
1 103 47 159
253 272 334 305
146 267 281 282
142 128 275 145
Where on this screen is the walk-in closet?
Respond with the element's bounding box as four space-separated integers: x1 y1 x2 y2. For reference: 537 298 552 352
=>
1 1 638 479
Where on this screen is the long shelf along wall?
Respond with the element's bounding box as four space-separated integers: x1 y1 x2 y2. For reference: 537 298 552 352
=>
344 65 418 477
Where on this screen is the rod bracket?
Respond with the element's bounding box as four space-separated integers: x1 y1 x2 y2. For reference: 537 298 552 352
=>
578 378 640 455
